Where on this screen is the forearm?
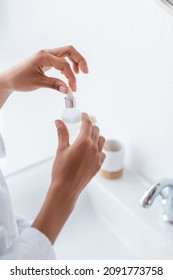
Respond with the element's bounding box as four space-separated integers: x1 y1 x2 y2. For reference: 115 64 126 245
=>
32 184 76 244
0 71 13 108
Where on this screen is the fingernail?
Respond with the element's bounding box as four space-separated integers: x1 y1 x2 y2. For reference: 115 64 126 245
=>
55 120 62 129
73 84 77 92
80 61 89 74
59 86 67 93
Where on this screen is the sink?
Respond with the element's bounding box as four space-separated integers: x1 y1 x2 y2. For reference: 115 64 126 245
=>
54 189 139 260
89 171 173 259
5 158 173 259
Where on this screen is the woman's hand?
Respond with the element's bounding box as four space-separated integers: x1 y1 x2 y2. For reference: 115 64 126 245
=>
0 45 88 95
32 113 106 243
52 113 106 199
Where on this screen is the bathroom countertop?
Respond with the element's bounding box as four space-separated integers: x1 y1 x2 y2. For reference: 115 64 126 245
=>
87 169 173 259
6 159 173 259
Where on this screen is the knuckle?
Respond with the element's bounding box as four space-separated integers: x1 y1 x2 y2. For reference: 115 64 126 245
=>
90 144 98 155
68 45 75 51
79 137 91 150
61 59 68 68
70 74 76 82
50 80 57 90
37 49 48 58
61 60 71 71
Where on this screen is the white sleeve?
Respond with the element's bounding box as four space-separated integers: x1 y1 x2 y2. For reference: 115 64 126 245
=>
0 227 56 260
15 214 30 234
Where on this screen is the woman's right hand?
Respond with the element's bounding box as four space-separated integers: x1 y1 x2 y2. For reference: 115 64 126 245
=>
0 45 89 108
51 113 106 200
32 113 105 243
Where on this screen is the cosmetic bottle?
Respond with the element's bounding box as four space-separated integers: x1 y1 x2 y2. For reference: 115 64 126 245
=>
61 87 81 143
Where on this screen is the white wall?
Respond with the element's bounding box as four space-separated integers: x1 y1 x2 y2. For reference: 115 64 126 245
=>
1 0 173 181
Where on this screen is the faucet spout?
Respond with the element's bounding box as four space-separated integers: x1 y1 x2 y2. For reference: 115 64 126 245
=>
140 178 173 224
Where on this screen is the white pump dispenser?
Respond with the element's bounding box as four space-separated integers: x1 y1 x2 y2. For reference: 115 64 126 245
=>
61 87 82 143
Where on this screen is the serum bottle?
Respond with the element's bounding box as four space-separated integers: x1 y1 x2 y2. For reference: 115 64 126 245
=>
61 87 81 143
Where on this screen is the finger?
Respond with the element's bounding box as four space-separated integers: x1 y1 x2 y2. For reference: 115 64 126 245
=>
48 46 89 74
98 136 105 152
91 125 100 142
100 152 106 165
73 62 79 74
40 76 68 93
50 55 77 91
79 113 93 137
55 120 69 150
68 56 79 74
36 50 76 91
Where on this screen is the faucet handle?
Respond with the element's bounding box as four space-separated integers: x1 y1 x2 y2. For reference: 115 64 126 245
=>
140 183 160 208
140 178 173 224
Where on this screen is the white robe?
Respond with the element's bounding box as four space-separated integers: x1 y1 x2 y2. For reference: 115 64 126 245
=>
0 133 56 259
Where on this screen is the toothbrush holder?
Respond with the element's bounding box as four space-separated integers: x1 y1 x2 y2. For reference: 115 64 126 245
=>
100 139 124 179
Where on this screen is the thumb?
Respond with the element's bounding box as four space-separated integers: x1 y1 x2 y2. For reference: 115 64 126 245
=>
42 76 68 93
55 120 69 150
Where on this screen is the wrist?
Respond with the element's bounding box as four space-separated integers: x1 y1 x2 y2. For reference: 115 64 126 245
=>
50 180 79 206
32 183 76 244
0 71 13 93
0 72 13 108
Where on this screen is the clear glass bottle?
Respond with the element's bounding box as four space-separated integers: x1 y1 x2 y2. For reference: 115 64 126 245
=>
61 87 81 144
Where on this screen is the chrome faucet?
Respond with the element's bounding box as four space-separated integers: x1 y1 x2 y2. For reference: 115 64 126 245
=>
140 178 173 224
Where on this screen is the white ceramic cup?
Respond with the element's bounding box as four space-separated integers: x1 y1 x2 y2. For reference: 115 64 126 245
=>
100 139 124 179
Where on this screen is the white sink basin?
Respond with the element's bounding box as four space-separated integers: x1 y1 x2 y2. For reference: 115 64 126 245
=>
5 158 173 259
89 171 173 259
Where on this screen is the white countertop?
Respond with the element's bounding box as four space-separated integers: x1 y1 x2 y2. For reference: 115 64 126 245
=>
5 159 173 259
